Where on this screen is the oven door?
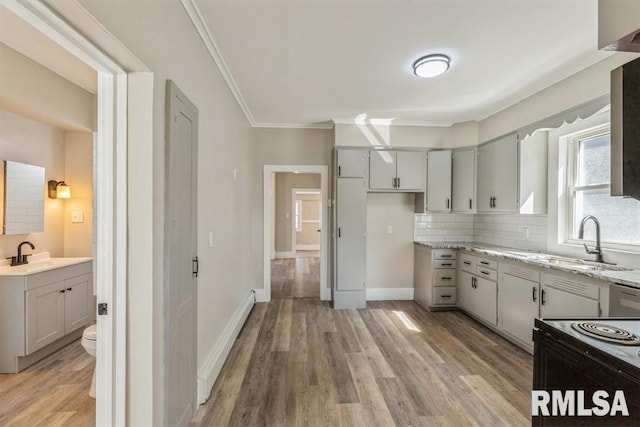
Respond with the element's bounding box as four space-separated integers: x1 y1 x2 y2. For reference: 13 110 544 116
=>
610 284 640 317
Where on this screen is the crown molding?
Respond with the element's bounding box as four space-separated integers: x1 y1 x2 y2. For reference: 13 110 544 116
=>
253 122 334 130
332 118 453 127
181 0 257 126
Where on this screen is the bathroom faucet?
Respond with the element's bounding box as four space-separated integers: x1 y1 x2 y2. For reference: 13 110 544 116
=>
6 241 35 266
578 215 603 263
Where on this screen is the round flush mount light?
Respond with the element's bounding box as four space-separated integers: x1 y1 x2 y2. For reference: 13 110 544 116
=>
413 54 450 78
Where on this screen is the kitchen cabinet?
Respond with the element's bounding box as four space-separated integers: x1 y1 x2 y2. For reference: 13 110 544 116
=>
414 246 456 310
334 177 366 308
540 272 600 318
457 252 497 326
498 262 541 350
0 260 93 373
369 150 425 191
477 133 518 212
452 148 476 213
519 132 547 214
426 150 452 212
336 149 367 178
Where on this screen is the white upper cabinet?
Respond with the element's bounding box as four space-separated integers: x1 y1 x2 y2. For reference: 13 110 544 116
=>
518 132 547 214
369 150 425 192
477 133 518 213
336 149 367 178
426 150 452 212
451 148 476 213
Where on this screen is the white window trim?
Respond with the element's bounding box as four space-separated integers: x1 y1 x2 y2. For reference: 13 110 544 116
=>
563 123 640 252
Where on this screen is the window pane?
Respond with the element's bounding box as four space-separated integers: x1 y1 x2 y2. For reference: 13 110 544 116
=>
577 134 610 186
573 188 640 245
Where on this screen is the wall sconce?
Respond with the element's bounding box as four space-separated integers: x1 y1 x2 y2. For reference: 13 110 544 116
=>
48 180 71 199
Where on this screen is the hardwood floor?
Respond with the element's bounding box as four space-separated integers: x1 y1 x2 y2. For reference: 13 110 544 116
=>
0 339 95 426
271 256 320 299
193 299 533 426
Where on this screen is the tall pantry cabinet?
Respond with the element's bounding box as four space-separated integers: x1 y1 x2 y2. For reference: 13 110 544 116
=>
334 149 367 308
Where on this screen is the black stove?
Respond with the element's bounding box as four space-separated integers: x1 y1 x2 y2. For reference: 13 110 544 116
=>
533 318 640 426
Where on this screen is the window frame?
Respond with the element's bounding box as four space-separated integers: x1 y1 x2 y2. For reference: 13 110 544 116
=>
564 123 640 251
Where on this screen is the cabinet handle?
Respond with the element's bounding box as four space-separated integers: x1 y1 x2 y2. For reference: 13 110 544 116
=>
532 286 537 302
479 270 490 275
441 295 452 299
338 227 341 238
67 288 72 292
442 263 452 266
397 177 401 188
469 198 472 210
541 289 546 306
463 261 471 265
441 254 452 258
392 177 396 188
446 198 450 209
441 277 452 280
480 261 489 265
338 166 341 177
59 289 66 293
471 277 477 288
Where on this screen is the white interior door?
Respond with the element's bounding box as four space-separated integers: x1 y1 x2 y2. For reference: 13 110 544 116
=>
165 81 198 427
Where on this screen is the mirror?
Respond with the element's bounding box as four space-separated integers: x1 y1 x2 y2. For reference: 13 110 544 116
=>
1 161 45 235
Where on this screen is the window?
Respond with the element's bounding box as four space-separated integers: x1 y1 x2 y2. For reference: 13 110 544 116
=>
294 199 302 232
567 125 640 247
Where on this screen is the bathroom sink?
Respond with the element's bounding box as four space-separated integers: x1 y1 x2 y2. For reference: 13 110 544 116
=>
0 257 92 275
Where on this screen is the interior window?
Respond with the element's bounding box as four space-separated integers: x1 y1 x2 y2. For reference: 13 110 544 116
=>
567 126 640 246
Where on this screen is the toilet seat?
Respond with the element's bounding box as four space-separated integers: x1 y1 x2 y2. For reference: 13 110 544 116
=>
82 324 97 341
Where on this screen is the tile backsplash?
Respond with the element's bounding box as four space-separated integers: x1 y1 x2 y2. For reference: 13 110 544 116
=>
414 213 548 252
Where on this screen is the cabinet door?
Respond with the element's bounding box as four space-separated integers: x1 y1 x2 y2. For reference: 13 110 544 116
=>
452 149 476 212
491 134 518 212
369 150 397 190
427 150 452 212
474 277 498 326
519 132 548 214
64 273 93 333
476 142 494 212
500 274 539 345
540 285 600 318
396 151 425 191
458 271 474 311
26 281 66 354
337 149 367 178
336 178 366 291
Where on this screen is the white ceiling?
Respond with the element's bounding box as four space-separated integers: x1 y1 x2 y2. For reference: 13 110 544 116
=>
192 0 611 128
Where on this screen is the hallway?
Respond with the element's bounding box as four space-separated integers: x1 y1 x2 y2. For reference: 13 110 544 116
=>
270 252 320 299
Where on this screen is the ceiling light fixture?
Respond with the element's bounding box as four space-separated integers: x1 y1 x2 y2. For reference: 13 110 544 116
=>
413 54 450 78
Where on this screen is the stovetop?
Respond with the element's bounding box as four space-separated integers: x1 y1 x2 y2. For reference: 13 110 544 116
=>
536 318 640 372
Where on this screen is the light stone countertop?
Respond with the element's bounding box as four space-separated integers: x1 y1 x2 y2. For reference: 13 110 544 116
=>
414 241 640 289
0 252 92 275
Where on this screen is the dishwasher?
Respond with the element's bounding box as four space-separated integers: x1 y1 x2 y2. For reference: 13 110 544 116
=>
610 283 640 316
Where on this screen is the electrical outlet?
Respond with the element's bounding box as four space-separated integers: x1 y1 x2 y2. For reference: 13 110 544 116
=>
71 211 84 223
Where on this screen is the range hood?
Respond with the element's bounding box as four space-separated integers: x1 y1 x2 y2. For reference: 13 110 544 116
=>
611 57 640 200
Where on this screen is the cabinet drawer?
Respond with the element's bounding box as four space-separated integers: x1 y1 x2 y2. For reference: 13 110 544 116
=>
434 270 456 285
476 257 497 270
434 260 456 269
433 249 457 260
476 267 497 282
433 287 457 305
459 253 476 273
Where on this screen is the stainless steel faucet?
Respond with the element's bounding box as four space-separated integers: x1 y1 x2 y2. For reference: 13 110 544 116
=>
578 215 603 263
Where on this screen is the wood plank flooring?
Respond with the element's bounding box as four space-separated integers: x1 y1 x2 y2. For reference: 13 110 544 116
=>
271 256 320 299
193 299 533 426
0 340 95 426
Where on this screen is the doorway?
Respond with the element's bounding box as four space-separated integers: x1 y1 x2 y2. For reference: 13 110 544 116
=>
262 166 328 302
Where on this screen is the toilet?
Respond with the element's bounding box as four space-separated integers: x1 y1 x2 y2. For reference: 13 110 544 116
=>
81 324 97 398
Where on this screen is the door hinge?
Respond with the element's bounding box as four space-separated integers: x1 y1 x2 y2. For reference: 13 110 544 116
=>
98 303 108 315
193 256 199 277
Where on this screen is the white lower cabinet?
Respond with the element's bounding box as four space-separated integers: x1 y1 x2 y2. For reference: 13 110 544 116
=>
498 266 540 349
458 254 497 326
540 273 600 318
0 260 93 373
414 246 457 310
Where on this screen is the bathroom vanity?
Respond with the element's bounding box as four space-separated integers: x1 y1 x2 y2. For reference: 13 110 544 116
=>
0 257 93 373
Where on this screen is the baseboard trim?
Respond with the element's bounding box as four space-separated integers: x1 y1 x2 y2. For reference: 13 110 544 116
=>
253 288 270 302
275 251 295 259
196 291 255 405
295 245 320 251
366 287 415 301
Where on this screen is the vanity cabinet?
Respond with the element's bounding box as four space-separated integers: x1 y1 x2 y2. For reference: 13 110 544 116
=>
451 148 476 213
369 150 425 191
26 272 92 354
477 133 518 212
0 260 93 373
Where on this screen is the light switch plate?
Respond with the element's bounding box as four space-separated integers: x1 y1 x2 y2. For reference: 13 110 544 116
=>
71 211 84 223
